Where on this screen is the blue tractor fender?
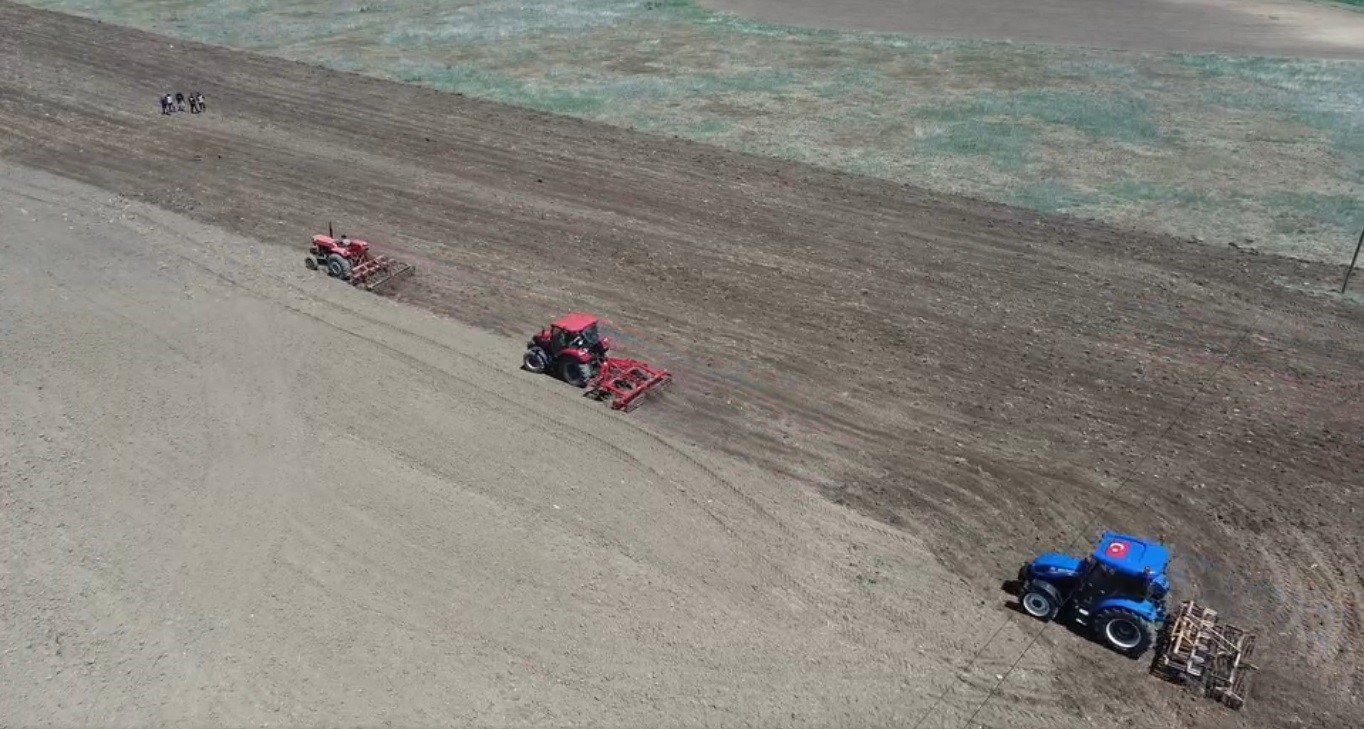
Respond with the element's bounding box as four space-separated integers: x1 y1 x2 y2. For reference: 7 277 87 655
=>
1092 596 1161 623
1090 596 1162 657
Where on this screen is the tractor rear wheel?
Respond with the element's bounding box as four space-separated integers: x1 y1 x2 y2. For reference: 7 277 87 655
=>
1096 608 1156 657
327 253 352 281
1020 581 1061 621
523 347 549 374
559 359 592 388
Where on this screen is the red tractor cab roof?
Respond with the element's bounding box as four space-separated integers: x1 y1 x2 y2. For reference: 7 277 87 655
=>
552 312 601 333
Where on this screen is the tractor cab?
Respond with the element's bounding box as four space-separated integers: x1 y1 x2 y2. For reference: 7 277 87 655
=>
542 313 611 358
524 313 614 388
1017 532 1171 657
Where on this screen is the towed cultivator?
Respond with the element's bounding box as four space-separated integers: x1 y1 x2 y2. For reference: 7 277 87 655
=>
523 313 671 411
586 356 673 412
1152 601 1258 710
305 224 414 292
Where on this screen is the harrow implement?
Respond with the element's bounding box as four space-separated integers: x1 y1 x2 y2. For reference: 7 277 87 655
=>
1152 600 1257 710
349 254 414 292
586 357 672 411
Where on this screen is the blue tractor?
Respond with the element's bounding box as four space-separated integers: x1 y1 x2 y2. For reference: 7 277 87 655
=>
1016 532 1171 657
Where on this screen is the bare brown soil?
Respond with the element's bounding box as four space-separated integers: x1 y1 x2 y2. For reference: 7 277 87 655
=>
702 0 1364 58
1 3 1361 727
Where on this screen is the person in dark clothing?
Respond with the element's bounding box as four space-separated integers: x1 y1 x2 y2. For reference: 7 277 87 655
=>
174 92 185 112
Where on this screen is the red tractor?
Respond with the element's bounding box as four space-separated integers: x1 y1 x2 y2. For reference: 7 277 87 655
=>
305 224 413 291
523 313 672 411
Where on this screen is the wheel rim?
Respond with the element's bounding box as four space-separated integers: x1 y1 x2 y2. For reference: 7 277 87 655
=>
1022 592 1052 617
1105 618 1142 650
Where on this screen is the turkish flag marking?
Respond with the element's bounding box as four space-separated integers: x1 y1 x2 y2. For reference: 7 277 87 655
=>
1107 541 1130 559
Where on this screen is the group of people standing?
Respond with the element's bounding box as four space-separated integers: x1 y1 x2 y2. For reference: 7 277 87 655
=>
160 91 205 115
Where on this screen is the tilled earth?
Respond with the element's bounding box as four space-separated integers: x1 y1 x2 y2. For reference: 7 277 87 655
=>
1 3 1361 727
5 161 1040 728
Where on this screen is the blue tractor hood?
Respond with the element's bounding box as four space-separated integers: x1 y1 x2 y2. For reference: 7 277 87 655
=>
1027 552 1085 578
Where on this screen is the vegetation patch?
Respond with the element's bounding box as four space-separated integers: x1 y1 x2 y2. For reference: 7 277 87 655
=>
20 0 1364 263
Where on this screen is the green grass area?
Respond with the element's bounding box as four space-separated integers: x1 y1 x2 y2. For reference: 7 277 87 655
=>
20 0 1364 263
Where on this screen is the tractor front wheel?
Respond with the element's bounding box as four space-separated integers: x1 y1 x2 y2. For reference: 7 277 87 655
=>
1019 581 1061 621
1096 609 1156 658
523 347 549 374
327 253 353 281
305 256 318 271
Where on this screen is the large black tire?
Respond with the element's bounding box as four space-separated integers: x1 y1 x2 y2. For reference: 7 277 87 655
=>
523 347 549 374
1019 581 1062 621
327 253 352 281
559 358 593 388
1095 608 1156 658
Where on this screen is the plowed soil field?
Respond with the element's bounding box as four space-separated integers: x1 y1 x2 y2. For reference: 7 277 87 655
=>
1 3 1361 728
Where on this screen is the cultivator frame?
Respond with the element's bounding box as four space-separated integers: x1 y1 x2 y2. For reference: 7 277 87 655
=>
586 357 672 411
1152 600 1257 710
348 253 413 292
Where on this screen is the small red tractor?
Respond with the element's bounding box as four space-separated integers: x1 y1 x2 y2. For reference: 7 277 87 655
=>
305 224 413 291
523 312 672 411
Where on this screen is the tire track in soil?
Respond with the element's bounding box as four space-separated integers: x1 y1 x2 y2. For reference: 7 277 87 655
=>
103 199 815 554
8 170 973 725
284 283 942 671
270 507 589 698
110 200 939 678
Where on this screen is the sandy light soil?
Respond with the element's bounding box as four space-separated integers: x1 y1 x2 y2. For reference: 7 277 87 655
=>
701 0 1364 58
0 162 1062 728
1 3 1362 728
